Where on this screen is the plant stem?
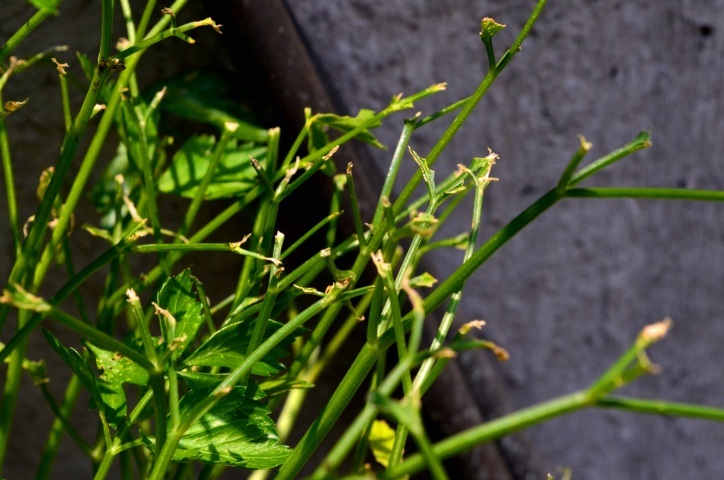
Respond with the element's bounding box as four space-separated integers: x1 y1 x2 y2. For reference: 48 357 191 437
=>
568 131 651 186
36 374 87 480
566 187 724 202
0 0 64 63
382 391 589 479
112 18 222 60
597 396 724 421
0 90 20 259
180 123 238 236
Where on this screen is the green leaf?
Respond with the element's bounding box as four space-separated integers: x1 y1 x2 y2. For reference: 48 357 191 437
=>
148 69 268 143
369 419 396 468
147 384 291 469
314 109 385 149
157 135 267 200
184 318 303 376
156 269 205 356
86 341 150 427
41 329 109 420
408 272 437 288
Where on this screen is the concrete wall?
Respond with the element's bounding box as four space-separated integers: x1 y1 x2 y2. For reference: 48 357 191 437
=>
2 1 724 478
285 1 724 478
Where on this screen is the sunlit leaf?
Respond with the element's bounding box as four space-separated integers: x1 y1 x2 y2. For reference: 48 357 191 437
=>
369 419 396 467
145 384 291 469
184 318 304 376
408 272 437 288
157 135 267 199
86 341 149 427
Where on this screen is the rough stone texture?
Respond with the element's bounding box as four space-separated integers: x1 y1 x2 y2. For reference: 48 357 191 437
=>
3 1 724 479
285 1 724 478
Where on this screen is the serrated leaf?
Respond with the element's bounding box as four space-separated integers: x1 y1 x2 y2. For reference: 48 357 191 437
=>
86 342 149 386
369 419 396 468
86 341 150 427
41 329 112 421
315 109 385 149
146 384 291 469
156 269 204 355
158 135 267 200
184 319 303 376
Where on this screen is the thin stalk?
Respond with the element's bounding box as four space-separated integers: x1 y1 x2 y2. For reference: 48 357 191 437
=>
556 136 591 191
0 309 30 469
0 0 64 63
0 0 114 466
394 0 546 214
8 62 111 301
565 187 724 202
280 211 342 261
597 396 724 422
495 0 548 71
0 90 20 259
382 391 589 479
57 66 72 132
326 175 345 248
112 18 223 60
414 96 469 129
413 164 490 392
277 188 561 480
124 103 165 263
346 163 367 248
180 123 238 236
93 390 154 480
135 0 158 40
568 131 651 187
119 0 137 44
104 99 397 309
24 0 192 320
35 374 85 480
308 356 415 480
372 120 415 226
280 113 310 169
38 378 91 451
276 343 380 480
245 232 284 360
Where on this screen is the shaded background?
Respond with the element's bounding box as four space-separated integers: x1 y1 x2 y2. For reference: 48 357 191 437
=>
2 1 724 478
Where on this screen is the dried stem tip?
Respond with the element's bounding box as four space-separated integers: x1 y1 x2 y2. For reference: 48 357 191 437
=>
481 17 506 40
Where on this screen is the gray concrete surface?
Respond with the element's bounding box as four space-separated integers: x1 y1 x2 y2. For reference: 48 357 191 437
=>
2 1 724 479
285 1 724 478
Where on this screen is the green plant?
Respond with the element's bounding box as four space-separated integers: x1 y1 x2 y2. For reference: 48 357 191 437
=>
1 1 724 479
